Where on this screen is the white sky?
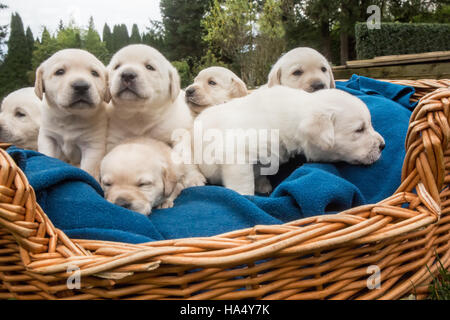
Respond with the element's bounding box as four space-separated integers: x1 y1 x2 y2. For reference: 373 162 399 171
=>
0 0 162 39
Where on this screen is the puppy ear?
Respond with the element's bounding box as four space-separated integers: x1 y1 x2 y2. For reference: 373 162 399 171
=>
267 66 281 88
103 72 112 103
34 66 45 100
300 111 335 151
327 63 336 88
163 166 178 197
168 66 181 102
231 77 248 98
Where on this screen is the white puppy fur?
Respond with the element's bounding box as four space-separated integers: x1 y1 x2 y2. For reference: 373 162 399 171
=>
101 138 195 215
0 87 42 150
106 44 193 151
185 66 248 117
35 49 110 180
106 44 206 187
268 47 335 92
195 86 385 195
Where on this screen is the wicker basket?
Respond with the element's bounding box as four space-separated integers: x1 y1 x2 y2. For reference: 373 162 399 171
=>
0 79 449 300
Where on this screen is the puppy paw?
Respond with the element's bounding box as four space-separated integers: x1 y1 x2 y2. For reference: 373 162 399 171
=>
184 171 206 188
157 199 174 209
255 176 272 194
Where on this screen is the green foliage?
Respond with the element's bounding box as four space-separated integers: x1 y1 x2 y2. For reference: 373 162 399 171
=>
142 20 167 54
130 24 141 44
355 22 450 60
83 17 109 64
172 59 192 88
111 24 130 53
160 0 211 61
0 13 32 98
427 254 450 300
202 0 286 86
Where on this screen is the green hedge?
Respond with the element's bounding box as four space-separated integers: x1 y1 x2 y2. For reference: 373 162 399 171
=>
355 22 450 60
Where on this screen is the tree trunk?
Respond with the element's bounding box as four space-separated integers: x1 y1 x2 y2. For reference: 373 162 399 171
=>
320 21 332 61
340 30 349 65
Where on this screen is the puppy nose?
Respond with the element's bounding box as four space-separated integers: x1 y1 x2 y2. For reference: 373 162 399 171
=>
121 71 137 83
379 141 386 151
115 197 132 210
72 81 90 93
186 87 196 97
310 81 325 91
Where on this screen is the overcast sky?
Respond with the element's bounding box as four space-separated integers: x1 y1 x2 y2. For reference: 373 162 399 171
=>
0 0 162 39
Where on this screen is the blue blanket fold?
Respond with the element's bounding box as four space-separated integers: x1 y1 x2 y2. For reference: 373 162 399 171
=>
7 75 415 244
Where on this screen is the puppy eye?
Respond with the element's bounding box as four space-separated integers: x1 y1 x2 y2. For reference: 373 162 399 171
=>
91 70 100 77
15 111 26 118
114 64 121 70
321 66 327 72
138 181 152 187
146 64 155 71
102 182 112 187
55 69 65 76
355 125 365 133
208 80 217 86
292 70 303 76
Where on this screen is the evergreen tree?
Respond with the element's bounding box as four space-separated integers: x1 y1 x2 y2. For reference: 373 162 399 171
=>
142 20 167 54
160 0 211 61
102 23 113 52
0 13 32 98
111 24 129 53
84 17 109 64
130 24 141 44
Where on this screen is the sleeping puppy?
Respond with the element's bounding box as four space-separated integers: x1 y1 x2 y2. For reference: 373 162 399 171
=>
194 86 385 195
35 49 110 180
185 66 248 117
0 87 42 150
100 138 197 215
268 47 335 92
106 44 193 152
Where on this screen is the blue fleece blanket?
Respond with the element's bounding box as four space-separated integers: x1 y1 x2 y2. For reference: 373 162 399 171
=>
7 75 415 244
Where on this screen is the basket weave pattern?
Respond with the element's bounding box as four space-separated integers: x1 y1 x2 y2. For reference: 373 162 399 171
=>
0 80 449 300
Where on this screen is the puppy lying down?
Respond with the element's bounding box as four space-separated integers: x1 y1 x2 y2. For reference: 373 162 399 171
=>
100 138 203 215
194 86 385 195
0 87 42 150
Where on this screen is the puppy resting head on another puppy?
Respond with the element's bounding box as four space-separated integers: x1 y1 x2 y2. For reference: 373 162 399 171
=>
35 49 111 115
268 47 335 92
100 138 180 215
107 44 180 112
0 87 41 150
185 66 248 116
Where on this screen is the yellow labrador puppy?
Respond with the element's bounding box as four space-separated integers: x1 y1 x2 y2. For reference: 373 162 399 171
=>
0 87 42 150
100 138 196 215
106 44 193 151
268 47 335 92
35 49 110 180
195 86 385 195
185 66 248 117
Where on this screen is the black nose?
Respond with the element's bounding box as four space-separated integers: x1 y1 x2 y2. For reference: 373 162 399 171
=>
121 71 137 83
72 81 90 94
115 197 132 209
379 142 385 151
310 81 325 91
186 87 196 97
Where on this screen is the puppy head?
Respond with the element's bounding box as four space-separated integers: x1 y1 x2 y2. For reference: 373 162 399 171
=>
0 87 42 150
268 47 335 92
100 140 177 215
185 67 247 115
108 44 180 110
35 49 110 115
299 89 385 165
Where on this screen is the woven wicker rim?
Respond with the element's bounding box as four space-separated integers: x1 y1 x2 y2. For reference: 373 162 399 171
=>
0 79 449 300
